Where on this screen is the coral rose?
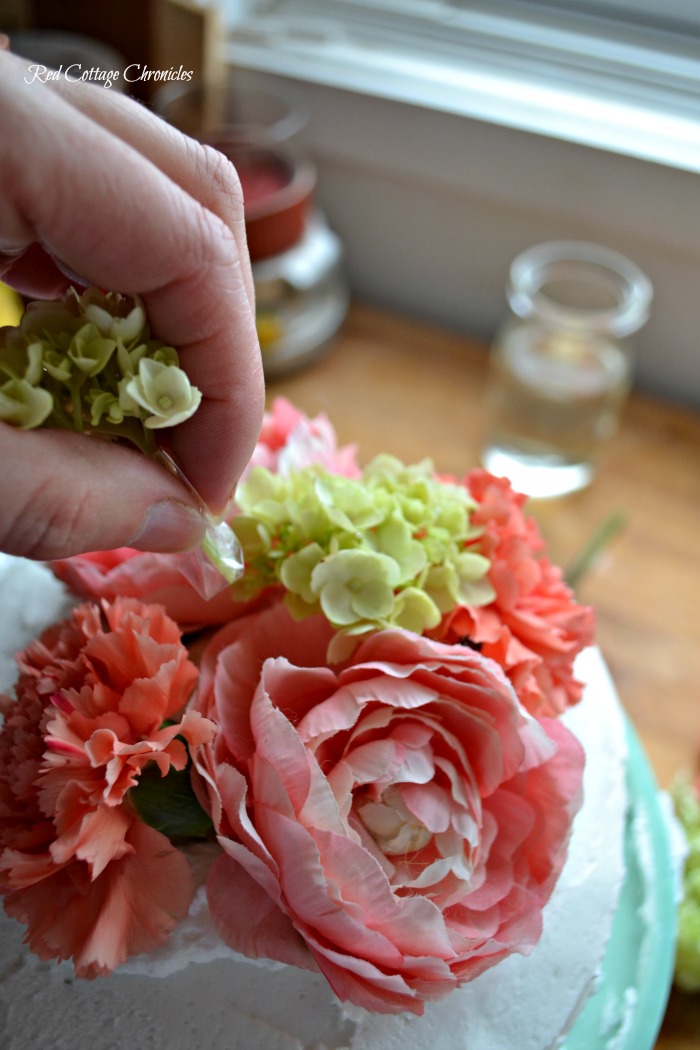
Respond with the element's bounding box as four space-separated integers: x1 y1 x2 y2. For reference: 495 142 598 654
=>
433 470 595 717
192 602 584 1015
0 597 214 978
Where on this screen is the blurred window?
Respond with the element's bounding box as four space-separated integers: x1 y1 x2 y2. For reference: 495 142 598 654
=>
222 0 700 171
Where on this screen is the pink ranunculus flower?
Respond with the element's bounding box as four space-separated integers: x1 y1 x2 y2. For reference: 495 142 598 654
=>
0 597 215 978
432 470 595 718
191 602 584 1015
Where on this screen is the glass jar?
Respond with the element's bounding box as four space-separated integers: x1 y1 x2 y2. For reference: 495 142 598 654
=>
154 74 316 261
481 241 653 498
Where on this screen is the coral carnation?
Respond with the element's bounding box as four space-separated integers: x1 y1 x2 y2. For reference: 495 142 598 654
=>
0 597 213 977
433 470 595 717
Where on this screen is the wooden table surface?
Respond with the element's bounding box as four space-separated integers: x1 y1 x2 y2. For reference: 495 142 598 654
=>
267 302 700 1050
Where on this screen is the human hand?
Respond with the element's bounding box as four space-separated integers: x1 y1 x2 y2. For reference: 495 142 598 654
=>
0 49 263 560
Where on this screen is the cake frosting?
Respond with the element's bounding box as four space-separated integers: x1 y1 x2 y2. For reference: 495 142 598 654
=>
0 554 628 1050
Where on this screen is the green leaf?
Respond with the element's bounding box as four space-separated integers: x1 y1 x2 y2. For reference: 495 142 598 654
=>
129 763 213 841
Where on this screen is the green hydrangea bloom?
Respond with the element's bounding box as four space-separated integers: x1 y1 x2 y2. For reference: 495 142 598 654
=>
0 287 201 452
312 548 400 625
672 773 700 991
230 455 494 643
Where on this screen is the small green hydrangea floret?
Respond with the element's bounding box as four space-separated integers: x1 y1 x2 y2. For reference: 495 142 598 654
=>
0 377 53 429
0 287 201 453
231 455 495 644
672 773 700 991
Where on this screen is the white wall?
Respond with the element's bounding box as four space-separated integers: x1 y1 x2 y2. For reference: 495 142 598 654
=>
253 73 700 408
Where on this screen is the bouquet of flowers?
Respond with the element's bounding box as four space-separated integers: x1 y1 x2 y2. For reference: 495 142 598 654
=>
0 294 595 1015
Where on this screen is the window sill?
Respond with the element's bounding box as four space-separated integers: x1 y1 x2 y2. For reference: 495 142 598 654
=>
225 0 700 174
221 3 700 407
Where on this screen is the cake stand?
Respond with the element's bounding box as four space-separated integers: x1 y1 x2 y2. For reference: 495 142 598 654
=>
564 721 679 1049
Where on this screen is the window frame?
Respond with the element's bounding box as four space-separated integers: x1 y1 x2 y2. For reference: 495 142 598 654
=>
221 0 700 173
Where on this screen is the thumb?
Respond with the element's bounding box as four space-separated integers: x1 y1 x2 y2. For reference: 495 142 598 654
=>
0 425 208 560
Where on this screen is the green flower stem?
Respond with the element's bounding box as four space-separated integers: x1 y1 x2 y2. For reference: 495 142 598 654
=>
672 773 700 991
47 389 82 431
70 383 84 432
91 417 158 456
564 512 627 590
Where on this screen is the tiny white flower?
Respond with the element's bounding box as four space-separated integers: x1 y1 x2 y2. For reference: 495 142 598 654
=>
124 357 202 429
111 306 146 345
83 304 114 336
83 297 145 345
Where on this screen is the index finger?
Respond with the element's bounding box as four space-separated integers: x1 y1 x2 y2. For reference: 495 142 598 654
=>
0 54 264 514
38 55 256 313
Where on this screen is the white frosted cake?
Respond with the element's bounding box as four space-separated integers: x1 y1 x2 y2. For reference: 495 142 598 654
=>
0 555 628 1050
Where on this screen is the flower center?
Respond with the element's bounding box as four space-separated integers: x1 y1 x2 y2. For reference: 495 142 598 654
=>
356 785 432 855
157 394 174 411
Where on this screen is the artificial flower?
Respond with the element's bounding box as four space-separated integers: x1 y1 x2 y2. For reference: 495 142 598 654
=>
230 454 494 648
247 396 360 478
192 601 584 1015
49 400 362 626
0 597 213 978
431 470 595 717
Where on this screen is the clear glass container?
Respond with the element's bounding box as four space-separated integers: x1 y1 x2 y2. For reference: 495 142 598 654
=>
481 241 653 498
154 73 316 261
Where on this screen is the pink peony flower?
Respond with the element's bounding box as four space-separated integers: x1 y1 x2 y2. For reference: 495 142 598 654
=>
0 597 214 978
191 601 584 1015
245 397 361 479
432 470 595 718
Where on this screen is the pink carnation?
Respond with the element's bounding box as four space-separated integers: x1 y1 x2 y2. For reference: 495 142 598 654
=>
432 470 595 718
191 601 584 1015
0 598 214 978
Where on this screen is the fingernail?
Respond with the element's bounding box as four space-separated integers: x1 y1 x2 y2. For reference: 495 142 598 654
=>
129 500 208 552
214 486 238 525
